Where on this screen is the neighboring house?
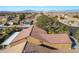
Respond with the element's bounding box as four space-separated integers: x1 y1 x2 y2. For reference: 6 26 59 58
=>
23 20 30 25
1 25 33 48
7 21 13 25
7 16 19 25
27 27 72 50
9 25 33 47
0 25 72 52
19 19 33 26
22 26 72 52
19 20 24 25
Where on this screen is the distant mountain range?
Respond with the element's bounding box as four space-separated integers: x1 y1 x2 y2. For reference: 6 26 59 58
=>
17 9 79 12
0 11 12 13
0 9 79 13
21 10 37 12
0 10 38 13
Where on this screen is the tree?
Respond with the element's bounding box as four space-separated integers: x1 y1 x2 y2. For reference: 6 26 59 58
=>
36 15 68 34
73 15 79 18
36 15 58 28
57 25 68 33
36 15 48 28
19 14 25 20
36 15 58 33
2 31 8 37
60 16 64 19
2 28 10 37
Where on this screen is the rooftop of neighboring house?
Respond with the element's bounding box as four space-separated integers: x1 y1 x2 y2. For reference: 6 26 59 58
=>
11 25 33 43
0 16 8 19
23 42 55 53
0 16 4 19
0 25 72 53
30 26 47 40
30 26 71 44
39 34 72 44
1 25 71 46
23 42 72 53
31 26 47 35
12 26 71 44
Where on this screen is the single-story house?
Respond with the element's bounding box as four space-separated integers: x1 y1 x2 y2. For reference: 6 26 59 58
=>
8 25 33 47
1 25 33 49
7 21 13 25
27 26 72 50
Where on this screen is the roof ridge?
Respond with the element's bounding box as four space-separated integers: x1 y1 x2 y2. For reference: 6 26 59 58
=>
30 25 34 36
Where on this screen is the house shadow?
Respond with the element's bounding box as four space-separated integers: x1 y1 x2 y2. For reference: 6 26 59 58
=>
40 44 58 50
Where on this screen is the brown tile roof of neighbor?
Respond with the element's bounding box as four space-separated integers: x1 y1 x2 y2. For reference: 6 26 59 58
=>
0 16 4 19
30 27 71 44
11 25 33 43
0 41 27 53
23 42 72 53
0 16 7 19
40 34 72 44
23 43 54 53
31 26 47 38
31 26 47 34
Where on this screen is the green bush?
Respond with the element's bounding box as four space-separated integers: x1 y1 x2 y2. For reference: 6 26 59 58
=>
19 14 25 20
73 15 79 18
60 17 64 19
36 15 68 34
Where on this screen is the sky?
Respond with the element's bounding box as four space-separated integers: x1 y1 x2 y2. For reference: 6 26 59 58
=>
0 6 79 11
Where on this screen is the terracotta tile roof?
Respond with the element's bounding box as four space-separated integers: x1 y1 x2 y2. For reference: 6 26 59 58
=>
23 42 71 53
11 25 33 43
0 16 5 19
30 26 47 40
31 26 47 34
40 34 72 44
31 27 71 44
23 43 53 53
0 16 8 19
31 26 47 38
31 33 43 40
